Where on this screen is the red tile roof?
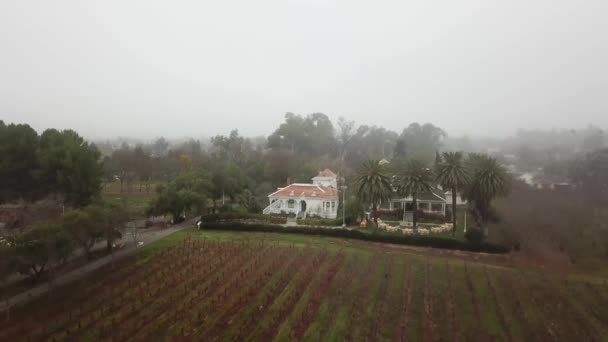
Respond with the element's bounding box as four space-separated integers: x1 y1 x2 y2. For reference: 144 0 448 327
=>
316 168 337 177
269 184 338 199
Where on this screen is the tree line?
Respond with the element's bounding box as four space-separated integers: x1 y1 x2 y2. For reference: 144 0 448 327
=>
0 121 102 207
1 114 607 287
1 202 128 289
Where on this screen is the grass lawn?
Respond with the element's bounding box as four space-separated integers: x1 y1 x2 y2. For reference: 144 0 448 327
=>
3 228 607 341
101 181 159 219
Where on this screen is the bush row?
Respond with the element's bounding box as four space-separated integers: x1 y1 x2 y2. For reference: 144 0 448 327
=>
376 209 447 223
200 213 287 225
297 218 343 227
199 222 510 254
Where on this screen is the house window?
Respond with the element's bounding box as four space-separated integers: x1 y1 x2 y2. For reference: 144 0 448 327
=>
418 202 430 211
288 199 295 208
325 202 330 209
331 202 336 210
431 203 443 212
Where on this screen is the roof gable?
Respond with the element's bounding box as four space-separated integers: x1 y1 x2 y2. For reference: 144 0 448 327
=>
315 168 337 178
269 183 338 199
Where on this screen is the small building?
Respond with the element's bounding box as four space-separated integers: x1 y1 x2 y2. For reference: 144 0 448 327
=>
386 187 448 216
264 169 339 219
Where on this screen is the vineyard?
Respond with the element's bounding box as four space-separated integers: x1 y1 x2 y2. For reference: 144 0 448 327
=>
2 230 608 341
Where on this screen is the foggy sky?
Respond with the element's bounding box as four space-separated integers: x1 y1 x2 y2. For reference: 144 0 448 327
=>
1 0 607 140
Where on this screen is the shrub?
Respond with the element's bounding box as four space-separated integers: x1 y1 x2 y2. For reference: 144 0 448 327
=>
465 229 484 245
218 204 234 213
378 215 402 221
377 209 446 223
377 209 403 220
277 211 296 218
344 196 365 224
298 218 342 226
417 210 446 223
199 222 509 254
200 213 287 225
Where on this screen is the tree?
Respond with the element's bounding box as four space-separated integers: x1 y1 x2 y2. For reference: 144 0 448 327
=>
396 159 434 229
13 224 74 281
237 189 262 213
582 127 604 152
336 117 356 171
346 126 399 168
395 123 445 162
211 129 245 162
393 139 407 160
464 154 510 236
344 194 366 225
91 201 129 267
86 202 128 253
147 170 210 221
435 152 470 237
179 154 193 173
132 145 152 192
174 139 204 164
35 129 103 207
0 121 40 202
208 160 245 210
355 160 393 232
152 137 170 157
570 148 608 203
108 144 136 193
63 209 102 260
0 244 17 320
268 112 338 157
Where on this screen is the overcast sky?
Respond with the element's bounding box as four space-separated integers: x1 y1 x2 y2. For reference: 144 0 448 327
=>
1 0 607 139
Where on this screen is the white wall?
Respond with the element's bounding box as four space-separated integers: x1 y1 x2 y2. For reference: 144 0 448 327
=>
312 176 337 188
267 197 338 219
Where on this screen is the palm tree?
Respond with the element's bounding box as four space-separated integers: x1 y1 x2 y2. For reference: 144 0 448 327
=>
397 159 434 229
355 160 393 232
464 154 510 236
435 152 469 237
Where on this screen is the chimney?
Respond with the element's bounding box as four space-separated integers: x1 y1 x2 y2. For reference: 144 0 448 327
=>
286 177 291 186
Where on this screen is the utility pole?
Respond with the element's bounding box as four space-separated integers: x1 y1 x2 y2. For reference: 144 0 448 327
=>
341 183 348 228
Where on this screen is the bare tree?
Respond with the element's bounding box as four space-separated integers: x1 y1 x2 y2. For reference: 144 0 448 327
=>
337 117 356 172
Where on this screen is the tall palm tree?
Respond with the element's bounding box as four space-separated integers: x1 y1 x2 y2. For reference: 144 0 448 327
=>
435 152 469 237
355 160 393 232
397 159 434 229
464 154 510 236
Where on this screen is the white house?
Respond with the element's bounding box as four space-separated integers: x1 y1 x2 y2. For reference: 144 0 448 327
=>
386 187 448 216
263 169 339 219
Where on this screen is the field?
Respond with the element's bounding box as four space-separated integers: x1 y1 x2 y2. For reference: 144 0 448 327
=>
2 230 608 341
101 181 158 219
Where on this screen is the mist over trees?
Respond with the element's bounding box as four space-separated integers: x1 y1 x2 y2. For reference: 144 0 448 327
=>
1 114 608 272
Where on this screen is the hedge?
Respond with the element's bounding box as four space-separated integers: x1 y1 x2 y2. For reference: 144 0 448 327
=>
199 222 510 254
200 213 287 225
298 218 342 227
